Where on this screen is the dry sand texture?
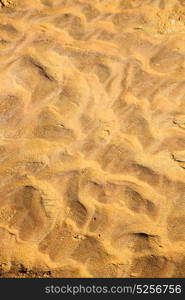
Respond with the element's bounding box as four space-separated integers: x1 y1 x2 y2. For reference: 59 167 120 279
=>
0 0 185 278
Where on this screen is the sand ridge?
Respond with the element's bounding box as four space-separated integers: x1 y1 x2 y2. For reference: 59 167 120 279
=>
0 0 185 277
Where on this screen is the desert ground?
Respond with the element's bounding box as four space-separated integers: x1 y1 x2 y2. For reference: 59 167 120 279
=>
0 0 185 278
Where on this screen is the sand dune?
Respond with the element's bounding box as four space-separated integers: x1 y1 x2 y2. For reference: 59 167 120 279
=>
0 0 185 278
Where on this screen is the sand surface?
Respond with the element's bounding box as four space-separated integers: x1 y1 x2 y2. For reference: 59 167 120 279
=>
0 0 185 278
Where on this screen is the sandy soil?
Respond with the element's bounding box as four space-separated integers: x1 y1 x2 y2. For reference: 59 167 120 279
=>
0 0 185 278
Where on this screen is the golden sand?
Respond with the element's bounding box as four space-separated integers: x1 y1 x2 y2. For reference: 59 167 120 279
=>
0 0 185 278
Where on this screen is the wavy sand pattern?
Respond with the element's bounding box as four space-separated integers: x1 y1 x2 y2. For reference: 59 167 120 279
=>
0 0 185 277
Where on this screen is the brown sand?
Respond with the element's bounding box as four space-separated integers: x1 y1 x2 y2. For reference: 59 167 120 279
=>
0 0 185 278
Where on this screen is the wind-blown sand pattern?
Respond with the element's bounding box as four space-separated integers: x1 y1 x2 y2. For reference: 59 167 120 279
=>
0 0 185 278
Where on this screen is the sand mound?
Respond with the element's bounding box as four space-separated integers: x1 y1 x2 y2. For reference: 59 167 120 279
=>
0 0 185 278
